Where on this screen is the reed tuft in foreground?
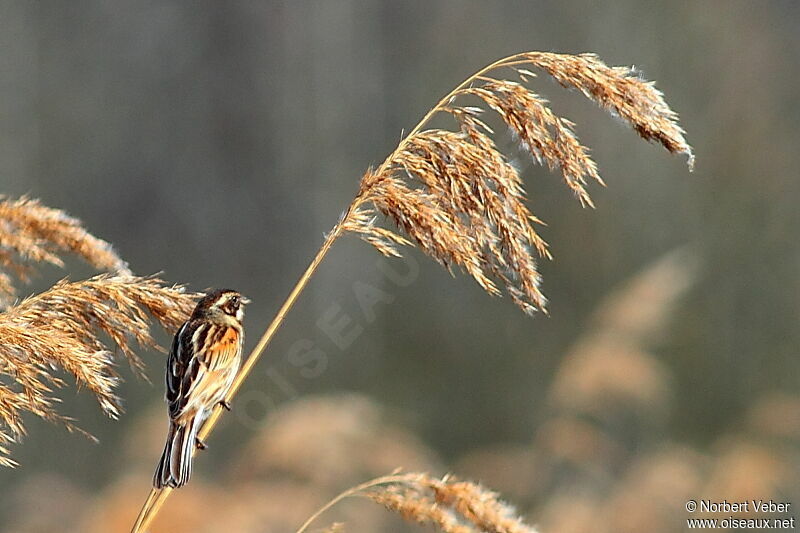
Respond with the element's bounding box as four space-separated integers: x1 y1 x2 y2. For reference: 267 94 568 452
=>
0 275 198 466
0 196 131 307
298 472 539 533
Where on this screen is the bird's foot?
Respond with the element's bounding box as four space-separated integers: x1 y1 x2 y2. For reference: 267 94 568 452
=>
195 437 208 450
218 400 232 411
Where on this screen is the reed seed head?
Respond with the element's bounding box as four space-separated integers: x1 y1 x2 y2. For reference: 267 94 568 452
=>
0 196 131 307
0 274 198 466
298 472 538 533
342 51 692 314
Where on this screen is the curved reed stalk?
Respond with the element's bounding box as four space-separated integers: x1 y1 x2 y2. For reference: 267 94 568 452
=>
0 196 131 307
131 50 692 531
295 471 538 533
0 275 197 466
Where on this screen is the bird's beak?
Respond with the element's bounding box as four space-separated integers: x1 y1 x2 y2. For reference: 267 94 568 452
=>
241 297 252 305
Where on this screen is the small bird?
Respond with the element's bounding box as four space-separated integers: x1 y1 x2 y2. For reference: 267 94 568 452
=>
153 289 249 489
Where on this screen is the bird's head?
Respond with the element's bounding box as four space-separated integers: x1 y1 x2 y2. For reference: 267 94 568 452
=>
192 289 250 325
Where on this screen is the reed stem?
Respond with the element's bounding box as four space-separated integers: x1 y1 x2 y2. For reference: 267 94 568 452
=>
295 473 410 533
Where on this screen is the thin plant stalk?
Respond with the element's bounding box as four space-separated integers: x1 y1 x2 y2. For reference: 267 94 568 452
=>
295 473 409 533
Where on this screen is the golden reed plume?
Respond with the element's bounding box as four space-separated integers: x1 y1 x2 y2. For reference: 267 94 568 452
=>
342 52 692 313
297 471 539 533
131 51 692 531
0 196 132 307
0 275 197 466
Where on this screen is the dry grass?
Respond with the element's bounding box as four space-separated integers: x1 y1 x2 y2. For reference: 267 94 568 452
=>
0 274 198 466
297 472 538 533
0 195 196 466
0 196 131 307
342 51 692 314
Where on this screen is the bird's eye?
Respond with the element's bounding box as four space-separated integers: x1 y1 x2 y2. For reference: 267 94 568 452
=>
231 296 239 306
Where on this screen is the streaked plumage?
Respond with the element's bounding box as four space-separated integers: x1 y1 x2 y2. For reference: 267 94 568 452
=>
153 289 248 489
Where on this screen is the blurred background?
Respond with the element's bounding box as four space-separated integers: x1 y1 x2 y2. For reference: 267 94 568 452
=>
1 1 799 532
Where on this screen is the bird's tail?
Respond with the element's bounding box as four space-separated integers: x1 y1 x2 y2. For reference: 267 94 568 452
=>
153 419 198 489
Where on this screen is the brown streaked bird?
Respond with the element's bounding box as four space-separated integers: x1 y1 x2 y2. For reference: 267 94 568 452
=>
153 289 249 489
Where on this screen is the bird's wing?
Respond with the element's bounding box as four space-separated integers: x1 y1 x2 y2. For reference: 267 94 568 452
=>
167 322 240 420
166 320 202 420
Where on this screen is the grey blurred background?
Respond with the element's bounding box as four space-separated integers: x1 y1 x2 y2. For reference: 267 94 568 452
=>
1 1 799 531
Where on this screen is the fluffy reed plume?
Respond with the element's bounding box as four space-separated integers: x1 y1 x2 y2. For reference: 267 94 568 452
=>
0 196 131 307
130 51 692 532
296 472 538 533
0 275 197 466
341 51 693 314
